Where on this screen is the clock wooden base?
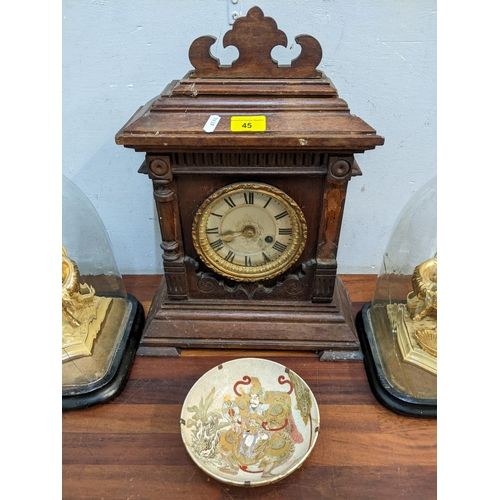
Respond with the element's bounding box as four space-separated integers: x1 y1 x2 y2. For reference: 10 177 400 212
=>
138 276 361 361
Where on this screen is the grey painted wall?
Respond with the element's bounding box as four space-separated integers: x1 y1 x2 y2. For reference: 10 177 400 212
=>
62 0 436 275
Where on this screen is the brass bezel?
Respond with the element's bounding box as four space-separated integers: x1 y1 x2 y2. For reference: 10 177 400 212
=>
192 182 307 282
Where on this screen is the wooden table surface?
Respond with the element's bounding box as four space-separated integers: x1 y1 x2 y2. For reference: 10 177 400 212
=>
62 275 437 499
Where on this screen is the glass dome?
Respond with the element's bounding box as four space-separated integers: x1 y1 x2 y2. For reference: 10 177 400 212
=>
62 175 144 410
356 176 437 417
62 175 127 298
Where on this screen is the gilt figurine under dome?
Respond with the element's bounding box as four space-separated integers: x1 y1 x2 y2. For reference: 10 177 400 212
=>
62 175 145 410
356 176 437 418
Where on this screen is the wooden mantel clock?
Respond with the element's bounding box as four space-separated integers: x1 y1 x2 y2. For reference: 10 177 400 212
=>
115 7 384 360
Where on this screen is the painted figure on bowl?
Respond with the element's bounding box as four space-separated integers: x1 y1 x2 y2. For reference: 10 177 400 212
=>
185 373 312 479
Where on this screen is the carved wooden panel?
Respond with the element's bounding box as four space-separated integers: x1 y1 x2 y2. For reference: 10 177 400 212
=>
189 6 322 79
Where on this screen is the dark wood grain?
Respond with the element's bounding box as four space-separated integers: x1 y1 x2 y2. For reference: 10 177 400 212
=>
63 275 436 499
115 7 384 357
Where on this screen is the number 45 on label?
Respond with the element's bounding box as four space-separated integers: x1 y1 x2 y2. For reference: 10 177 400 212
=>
230 115 267 132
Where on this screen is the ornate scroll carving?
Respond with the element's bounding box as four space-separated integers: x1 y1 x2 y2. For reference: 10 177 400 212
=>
189 7 322 79
187 257 313 300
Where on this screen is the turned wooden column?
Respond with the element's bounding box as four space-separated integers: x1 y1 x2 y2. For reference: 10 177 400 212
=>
312 156 355 303
147 155 188 300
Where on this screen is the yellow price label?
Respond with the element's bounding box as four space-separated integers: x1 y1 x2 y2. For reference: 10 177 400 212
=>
230 115 267 132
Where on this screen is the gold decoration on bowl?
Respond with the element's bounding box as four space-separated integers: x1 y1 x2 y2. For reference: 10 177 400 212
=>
62 247 112 362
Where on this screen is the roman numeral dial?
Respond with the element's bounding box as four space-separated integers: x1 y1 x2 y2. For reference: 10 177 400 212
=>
192 182 307 282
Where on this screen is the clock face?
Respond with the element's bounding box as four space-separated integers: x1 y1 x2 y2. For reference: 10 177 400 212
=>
192 182 307 282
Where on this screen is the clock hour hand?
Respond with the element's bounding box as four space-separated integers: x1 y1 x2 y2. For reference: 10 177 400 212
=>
220 225 257 242
220 231 243 242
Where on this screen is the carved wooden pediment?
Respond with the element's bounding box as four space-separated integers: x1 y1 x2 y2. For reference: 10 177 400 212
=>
189 6 322 79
